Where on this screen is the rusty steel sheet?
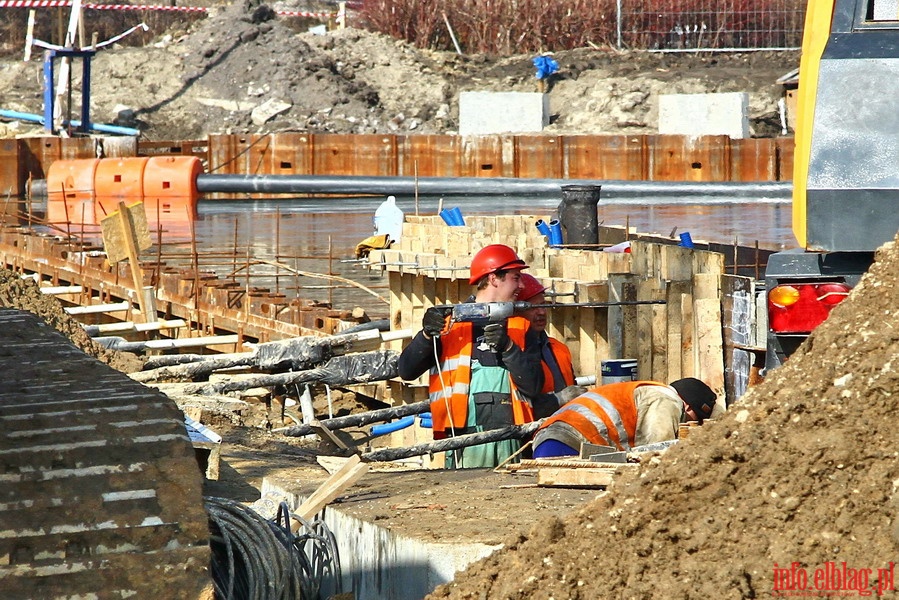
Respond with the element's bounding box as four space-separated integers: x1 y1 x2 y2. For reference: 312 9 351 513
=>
562 135 647 180
206 133 314 199
460 135 514 178
398 134 461 177
0 309 212 597
312 133 398 176
730 138 778 182
138 139 208 160
647 134 731 182
774 137 795 181
514 135 563 179
0 134 799 204
0 138 21 198
21 136 96 180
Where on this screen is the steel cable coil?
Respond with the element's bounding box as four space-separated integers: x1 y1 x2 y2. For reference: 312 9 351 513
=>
206 497 342 600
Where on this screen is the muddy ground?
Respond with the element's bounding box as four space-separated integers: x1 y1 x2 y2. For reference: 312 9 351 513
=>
0 0 799 140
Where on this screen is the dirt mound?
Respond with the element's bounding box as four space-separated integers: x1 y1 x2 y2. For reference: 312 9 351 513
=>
430 235 899 599
0 2 798 140
0 268 144 373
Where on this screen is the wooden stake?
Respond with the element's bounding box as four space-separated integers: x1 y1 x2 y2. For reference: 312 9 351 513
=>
292 454 369 527
116 201 148 323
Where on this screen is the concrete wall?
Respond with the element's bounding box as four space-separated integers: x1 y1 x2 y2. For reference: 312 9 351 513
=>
458 91 549 135
263 478 500 599
658 92 749 139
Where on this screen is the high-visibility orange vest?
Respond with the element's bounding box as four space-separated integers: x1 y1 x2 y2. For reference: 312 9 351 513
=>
428 316 533 438
536 381 666 451
540 337 575 394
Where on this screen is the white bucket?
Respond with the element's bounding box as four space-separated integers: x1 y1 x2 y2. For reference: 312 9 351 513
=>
600 359 638 384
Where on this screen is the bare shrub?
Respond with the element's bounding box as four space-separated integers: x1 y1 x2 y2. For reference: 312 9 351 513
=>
355 0 806 54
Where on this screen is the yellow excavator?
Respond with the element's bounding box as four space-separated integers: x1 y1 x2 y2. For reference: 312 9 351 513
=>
765 0 899 370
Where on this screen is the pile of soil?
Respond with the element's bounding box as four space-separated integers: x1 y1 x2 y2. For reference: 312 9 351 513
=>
0 268 145 373
0 0 799 140
430 234 899 599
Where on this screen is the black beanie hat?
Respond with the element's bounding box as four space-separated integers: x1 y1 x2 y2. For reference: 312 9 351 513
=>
670 378 717 422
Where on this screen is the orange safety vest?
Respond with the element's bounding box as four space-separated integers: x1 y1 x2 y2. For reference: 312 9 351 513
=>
540 337 575 394
536 381 666 451
428 316 534 437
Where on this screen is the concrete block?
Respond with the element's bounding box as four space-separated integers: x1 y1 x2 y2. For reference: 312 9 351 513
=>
658 92 749 139
458 91 548 135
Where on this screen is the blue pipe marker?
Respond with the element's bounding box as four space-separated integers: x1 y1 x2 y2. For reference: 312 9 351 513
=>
370 415 415 437
535 219 552 238
548 219 563 246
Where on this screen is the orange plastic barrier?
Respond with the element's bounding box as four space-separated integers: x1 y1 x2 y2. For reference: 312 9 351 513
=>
94 157 149 218
46 158 100 225
142 156 202 221
44 156 201 228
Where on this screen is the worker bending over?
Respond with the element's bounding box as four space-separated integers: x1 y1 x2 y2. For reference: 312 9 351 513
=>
517 273 585 418
398 244 544 468
532 377 717 458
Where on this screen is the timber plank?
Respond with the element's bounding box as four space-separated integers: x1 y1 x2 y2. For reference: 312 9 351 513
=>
636 278 655 379
536 467 617 488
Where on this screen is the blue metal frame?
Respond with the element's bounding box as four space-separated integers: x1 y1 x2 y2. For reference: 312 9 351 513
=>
42 48 96 135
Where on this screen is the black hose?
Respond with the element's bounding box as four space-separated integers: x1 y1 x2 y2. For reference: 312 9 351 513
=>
205 497 343 600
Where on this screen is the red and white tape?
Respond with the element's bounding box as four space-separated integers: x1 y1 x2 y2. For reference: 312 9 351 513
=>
0 0 333 17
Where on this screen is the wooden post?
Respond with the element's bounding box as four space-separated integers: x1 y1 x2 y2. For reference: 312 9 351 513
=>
116 202 148 322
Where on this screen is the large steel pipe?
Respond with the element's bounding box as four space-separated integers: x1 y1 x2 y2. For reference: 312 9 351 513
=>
197 174 791 200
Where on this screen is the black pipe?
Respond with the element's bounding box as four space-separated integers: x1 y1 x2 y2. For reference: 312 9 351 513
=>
558 184 602 244
196 174 791 200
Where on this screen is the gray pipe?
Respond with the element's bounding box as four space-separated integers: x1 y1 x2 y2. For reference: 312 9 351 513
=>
197 174 791 200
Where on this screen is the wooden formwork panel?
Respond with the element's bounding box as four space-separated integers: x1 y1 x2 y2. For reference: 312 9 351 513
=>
730 138 777 181
459 136 514 178
562 135 646 180
312 133 397 176
514 136 563 179
398 135 461 177
721 274 756 407
647 134 730 182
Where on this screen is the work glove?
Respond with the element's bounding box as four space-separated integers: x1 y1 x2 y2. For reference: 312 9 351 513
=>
556 384 588 404
422 306 450 338
483 322 510 351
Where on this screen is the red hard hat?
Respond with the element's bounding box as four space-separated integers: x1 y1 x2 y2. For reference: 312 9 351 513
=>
468 244 528 285
519 273 547 302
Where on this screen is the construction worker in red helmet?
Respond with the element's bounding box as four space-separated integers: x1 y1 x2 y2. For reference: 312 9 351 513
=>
398 244 544 468
517 273 586 418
